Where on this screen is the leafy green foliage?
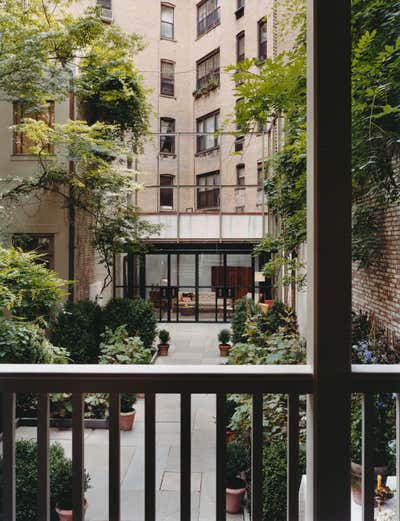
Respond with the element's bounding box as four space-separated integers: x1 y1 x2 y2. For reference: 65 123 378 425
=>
245 301 298 347
231 0 400 275
99 325 152 365
50 392 109 420
121 393 137 413
0 0 157 290
158 329 170 344
263 440 306 521
226 441 250 488
0 440 90 519
0 247 65 322
49 299 103 363
228 335 305 366
103 297 157 348
0 319 69 364
218 329 231 344
231 297 258 344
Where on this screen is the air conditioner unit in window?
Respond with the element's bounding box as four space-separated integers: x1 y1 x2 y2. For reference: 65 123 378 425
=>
101 7 113 22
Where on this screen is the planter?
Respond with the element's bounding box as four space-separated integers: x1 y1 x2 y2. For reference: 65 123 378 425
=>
56 498 88 521
158 343 170 356
351 461 389 505
226 486 246 514
226 431 235 443
219 344 231 357
119 409 136 431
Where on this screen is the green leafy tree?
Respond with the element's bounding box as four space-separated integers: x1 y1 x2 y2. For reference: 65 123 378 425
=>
0 246 66 322
0 0 157 290
230 0 400 280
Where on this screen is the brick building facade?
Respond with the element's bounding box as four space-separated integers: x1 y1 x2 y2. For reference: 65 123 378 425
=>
352 202 400 343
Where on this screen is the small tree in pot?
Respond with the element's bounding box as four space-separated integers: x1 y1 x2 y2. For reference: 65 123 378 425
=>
225 441 249 514
158 329 171 356
120 393 137 431
218 329 231 357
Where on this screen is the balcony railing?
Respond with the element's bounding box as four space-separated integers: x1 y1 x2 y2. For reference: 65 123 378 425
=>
1 364 400 520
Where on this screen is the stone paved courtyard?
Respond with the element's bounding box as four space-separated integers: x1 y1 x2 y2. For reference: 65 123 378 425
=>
15 323 243 520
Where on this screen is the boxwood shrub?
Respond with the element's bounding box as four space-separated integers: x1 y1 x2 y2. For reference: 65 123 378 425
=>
49 300 103 363
0 440 90 520
103 297 157 348
263 440 306 521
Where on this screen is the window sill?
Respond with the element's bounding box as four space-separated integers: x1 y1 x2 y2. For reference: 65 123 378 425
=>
196 207 220 212
160 37 177 43
159 153 177 159
235 6 244 19
10 154 55 161
195 146 220 157
160 94 176 100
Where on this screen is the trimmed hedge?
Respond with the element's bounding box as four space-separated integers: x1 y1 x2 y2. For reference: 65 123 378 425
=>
263 440 306 521
49 300 103 364
103 297 157 348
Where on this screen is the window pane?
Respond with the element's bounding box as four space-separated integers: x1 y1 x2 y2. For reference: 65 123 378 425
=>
161 5 173 23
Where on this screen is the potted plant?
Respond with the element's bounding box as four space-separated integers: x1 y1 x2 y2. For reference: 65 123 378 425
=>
51 443 91 521
120 393 137 431
225 396 237 442
218 329 231 356
225 441 249 514
158 329 171 356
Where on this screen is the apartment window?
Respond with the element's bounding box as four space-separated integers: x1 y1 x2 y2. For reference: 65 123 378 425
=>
235 98 244 152
197 0 220 37
258 19 268 61
236 164 245 186
196 50 220 90
13 102 54 155
160 174 174 210
236 31 245 63
12 234 55 268
257 161 265 186
197 171 220 210
196 111 220 153
235 0 244 19
160 60 175 96
161 4 174 40
97 0 112 21
160 118 176 154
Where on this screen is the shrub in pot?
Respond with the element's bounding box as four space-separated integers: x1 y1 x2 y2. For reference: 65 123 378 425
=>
158 329 170 356
49 300 103 363
218 329 231 356
225 441 249 514
103 297 157 349
120 393 137 431
0 440 90 521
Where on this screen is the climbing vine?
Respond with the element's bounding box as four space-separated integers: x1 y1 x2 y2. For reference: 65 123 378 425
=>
231 0 400 285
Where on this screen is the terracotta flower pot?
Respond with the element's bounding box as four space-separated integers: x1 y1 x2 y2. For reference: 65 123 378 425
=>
119 409 136 431
219 344 231 357
158 343 170 356
226 431 235 443
226 486 246 514
137 393 145 399
351 461 389 505
56 499 88 521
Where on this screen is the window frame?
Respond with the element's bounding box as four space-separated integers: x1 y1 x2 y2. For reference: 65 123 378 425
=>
236 163 245 187
197 0 221 38
13 101 55 156
159 174 175 210
258 18 268 61
196 110 220 153
160 117 176 155
12 233 55 269
236 31 245 64
161 3 175 40
196 170 220 210
196 49 220 90
160 60 175 97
